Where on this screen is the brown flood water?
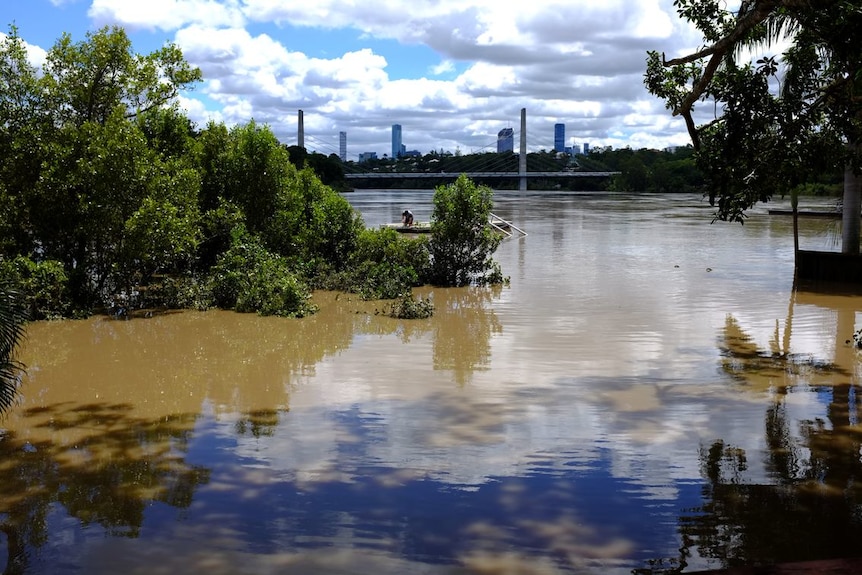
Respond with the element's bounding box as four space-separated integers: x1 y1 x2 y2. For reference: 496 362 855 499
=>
3 191 862 574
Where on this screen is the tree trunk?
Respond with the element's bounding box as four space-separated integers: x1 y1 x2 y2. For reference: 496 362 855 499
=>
841 146 861 254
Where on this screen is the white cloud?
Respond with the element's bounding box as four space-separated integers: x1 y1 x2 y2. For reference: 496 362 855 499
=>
19 0 708 155
89 0 246 31
430 60 455 76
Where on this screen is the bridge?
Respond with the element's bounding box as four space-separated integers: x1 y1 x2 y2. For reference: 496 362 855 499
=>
344 171 618 180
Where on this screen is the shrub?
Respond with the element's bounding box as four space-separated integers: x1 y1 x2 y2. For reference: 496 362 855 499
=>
427 174 505 287
383 294 434 319
139 275 212 311
313 227 430 299
0 256 70 319
268 168 364 270
208 227 317 317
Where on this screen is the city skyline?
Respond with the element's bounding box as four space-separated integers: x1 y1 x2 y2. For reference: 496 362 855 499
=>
337 119 592 161
3 1 740 157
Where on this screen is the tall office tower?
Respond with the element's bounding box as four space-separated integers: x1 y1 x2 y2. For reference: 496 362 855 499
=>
554 123 565 152
497 127 514 153
339 131 347 162
583 142 590 154
391 124 402 159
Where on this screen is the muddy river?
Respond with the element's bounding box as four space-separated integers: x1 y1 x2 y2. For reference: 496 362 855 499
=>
2 191 861 574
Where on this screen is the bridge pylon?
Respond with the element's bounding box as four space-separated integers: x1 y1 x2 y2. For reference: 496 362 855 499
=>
519 108 527 192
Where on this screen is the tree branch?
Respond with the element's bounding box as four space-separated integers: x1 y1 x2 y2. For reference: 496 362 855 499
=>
665 0 781 67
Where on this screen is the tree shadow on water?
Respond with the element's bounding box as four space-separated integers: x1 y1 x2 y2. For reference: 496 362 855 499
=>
0 402 210 574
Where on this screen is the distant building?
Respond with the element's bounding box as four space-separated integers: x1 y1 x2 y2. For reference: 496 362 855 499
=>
358 152 377 163
583 142 590 154
339 131 347 162
554 123 565 152
391 124 402 159
497 127 514 153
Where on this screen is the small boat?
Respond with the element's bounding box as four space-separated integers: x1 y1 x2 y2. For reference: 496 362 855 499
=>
380 222 432 233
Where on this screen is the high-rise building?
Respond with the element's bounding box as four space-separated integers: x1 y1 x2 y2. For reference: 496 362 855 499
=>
339 131 347 162
583 142 590 154
391 124 402 159
554 123 565 152
497 127 514 153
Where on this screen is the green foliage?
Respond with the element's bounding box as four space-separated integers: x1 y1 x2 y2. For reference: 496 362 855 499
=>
40 26 202 126
0 31 51 258
197 197 246 270
314 227 429 299
207 227 317 318
427 174 505 287
271 168 364 269
221 120 294 234
196 122 232 213
196 124 363 274
306 153 346 187
137 106 199 160
0 282 27 415
138 275 211 311
0 24 204 311
0 256 69 320
123 193 200 280
644 2 861 223
381 294 435 319
611 154 649 192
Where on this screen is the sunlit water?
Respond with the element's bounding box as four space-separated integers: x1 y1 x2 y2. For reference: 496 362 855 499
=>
3 191 862 574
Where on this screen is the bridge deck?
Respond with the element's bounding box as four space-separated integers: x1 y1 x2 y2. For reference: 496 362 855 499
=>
344 171 619 179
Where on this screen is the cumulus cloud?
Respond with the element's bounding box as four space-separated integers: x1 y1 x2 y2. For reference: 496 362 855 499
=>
31 0 708 155
430 60 456 76
89 0 246 31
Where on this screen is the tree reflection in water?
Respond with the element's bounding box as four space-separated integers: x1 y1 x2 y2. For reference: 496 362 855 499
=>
664 291 862 573
0 403 210 574
344 284 504 386
428 285 503 386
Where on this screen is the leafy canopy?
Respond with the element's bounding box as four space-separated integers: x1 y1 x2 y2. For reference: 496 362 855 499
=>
644 0 862 223
428 174 505 287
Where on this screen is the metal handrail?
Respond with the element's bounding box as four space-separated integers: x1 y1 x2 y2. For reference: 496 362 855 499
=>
489 213 527 238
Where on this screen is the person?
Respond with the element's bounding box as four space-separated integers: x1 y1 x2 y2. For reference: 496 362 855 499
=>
401 209 414 226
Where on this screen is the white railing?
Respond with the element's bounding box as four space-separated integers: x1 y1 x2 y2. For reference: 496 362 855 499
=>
488 213 527 238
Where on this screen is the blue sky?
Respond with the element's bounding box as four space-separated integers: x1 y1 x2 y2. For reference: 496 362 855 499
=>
2 0 705 158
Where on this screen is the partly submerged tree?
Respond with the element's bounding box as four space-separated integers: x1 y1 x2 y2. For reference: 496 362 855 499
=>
428 174 505 287
645 0 862 253
0 285 26 415
0 25 203 308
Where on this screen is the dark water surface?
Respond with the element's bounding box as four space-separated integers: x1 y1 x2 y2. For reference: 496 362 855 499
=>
3 191 862 574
